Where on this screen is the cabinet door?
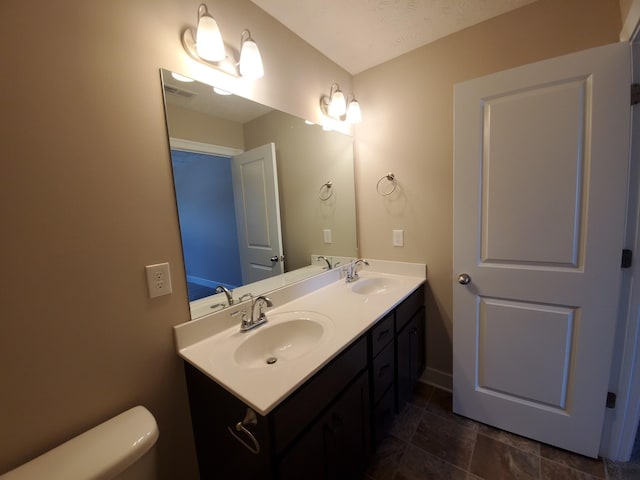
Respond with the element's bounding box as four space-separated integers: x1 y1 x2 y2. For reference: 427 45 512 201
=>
325 373 370 480
373 385 395 450
279 373 369 480
396 315 419 412
278 420 326 480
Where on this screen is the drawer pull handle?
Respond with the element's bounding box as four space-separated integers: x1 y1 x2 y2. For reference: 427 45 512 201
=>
227 408 260 454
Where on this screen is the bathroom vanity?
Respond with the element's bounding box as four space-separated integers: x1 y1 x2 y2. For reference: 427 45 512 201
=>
174 261 426 479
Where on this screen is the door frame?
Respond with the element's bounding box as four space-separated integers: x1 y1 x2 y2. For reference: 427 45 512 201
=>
603 9 640 461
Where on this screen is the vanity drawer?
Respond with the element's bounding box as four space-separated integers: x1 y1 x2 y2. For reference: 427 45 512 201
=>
372 341 394 403
272 335 368 453
371 312 394 357
396 286 424 332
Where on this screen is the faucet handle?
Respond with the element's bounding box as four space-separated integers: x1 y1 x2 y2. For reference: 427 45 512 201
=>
239 292 253 302
231 310 251 329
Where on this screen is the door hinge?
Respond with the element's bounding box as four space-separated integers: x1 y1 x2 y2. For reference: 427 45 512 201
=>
606 392 617 409
632 84 640 106
622 249 633 269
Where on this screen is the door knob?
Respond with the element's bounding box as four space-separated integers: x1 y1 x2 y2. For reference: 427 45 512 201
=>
457 273 471 285
270 256 279 262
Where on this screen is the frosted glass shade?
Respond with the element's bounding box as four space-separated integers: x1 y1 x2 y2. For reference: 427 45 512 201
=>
196 14 225 61
346 100 362 124
328 90 346 117
239 39 264 79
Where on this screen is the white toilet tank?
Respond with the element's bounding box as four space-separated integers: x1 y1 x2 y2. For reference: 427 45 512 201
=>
0 406 159 480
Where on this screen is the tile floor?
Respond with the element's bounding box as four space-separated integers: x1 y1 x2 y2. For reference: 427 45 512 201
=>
365 384 623 480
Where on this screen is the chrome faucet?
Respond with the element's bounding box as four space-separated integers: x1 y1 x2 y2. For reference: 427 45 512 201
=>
233 296 273 332
317 255 332 270
215 285 234 305
346 259 369 283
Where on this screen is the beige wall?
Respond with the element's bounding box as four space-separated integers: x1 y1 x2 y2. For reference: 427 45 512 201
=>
244 111 358 270
0 0 350 477
353 0 622 378
165 103 245 149
0 0 625 476
621 0 634 20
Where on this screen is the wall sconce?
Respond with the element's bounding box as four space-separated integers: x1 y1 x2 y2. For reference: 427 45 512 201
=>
182 4 264 80
320 84 362 124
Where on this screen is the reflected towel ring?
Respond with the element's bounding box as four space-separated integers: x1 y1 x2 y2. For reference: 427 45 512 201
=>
376 173 397 196
319 181 334 201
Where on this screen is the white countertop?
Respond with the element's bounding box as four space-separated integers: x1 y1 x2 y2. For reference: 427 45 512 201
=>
173 259 426 415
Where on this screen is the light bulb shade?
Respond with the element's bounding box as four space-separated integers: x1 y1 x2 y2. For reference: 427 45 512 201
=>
239 38 264 79
346 99 362 124
195 9 225 61
328 89 347 117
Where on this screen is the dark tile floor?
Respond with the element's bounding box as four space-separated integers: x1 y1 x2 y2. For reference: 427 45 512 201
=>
366 384 614 480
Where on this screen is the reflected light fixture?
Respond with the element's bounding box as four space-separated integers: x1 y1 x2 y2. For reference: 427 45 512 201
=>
171 72 195 82
320 83 361 124
213 86 232 95
181 4 264 79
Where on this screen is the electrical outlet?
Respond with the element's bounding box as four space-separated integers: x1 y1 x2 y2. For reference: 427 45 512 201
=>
145 262 172 298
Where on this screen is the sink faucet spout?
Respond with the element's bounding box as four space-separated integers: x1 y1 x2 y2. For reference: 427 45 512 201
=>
215 285 234 306
235 296 274 332
317 256 332 270
346 259 369 283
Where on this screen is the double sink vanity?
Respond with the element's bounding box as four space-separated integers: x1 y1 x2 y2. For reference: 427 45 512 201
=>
174 259 426 479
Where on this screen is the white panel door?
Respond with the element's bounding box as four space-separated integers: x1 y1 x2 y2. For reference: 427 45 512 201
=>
453 42 630 457
232 143 284 284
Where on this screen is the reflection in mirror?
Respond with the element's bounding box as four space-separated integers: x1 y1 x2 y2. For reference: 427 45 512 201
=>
160 69 358 319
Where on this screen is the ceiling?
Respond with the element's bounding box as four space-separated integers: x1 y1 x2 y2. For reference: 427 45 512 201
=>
250 0 539 75
162 70 273 123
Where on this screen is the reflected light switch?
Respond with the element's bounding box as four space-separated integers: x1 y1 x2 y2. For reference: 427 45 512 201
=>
323 229 332 244
393 229 404 247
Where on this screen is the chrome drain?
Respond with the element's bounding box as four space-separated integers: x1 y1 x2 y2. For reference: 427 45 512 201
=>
266 357 278 365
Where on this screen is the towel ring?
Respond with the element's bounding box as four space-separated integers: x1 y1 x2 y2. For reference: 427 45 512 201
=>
376 173 397 196
319 181 334 201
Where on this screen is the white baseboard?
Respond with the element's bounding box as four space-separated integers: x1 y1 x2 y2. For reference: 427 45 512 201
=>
420 367 452 392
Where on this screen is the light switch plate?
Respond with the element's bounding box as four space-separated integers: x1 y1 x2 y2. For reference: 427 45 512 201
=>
323 229 333 244
393 229 404 247
145 262 173 298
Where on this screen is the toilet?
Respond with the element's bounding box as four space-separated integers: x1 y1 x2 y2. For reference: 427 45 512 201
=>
0 406 159 480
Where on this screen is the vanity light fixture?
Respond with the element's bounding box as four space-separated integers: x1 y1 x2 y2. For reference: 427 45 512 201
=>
181 4 265 79
194 4 225 61
319 83 361 124
239 30 264 80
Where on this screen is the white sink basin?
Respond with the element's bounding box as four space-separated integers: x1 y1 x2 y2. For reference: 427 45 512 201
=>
350 277 399 296
233 311 333 368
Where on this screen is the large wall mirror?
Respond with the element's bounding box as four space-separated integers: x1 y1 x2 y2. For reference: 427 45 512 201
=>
160 69 358 319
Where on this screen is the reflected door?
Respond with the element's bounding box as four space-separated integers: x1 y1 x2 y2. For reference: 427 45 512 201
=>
453 42 630 457
232 143 284 284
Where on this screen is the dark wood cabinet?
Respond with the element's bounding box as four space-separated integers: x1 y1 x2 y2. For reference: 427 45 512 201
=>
369 312 396 449
394 288 426 413
279 372 369 480
184 284 426 478
396 310 424 411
